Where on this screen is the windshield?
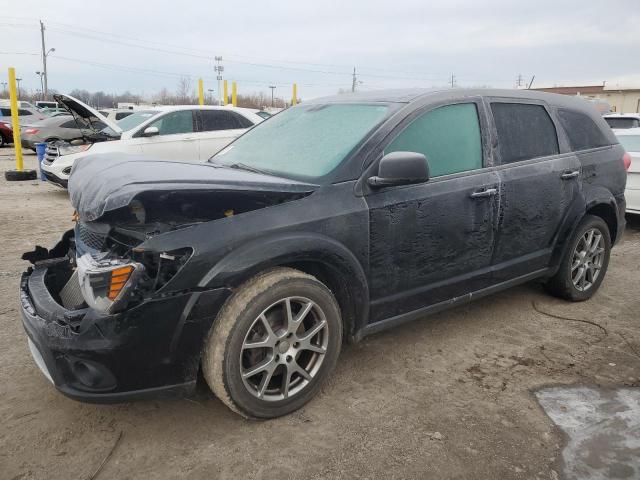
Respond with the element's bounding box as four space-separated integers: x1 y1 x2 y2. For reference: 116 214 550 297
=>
100 110 159 136
618 135 640 152
117 110 159 131
210 103 390 180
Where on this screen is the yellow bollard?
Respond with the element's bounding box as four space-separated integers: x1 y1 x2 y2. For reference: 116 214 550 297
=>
232 82 237 106
292 83 298 106
8 68 23 171
198 78 204 106
223 80 228 105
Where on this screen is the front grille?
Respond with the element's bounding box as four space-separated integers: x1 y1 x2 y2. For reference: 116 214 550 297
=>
76 223 107 251
44 145 59 165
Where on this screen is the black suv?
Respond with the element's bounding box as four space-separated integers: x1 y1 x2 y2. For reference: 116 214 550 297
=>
20 89 628 418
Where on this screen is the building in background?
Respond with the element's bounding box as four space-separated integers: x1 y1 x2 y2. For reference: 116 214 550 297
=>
534 83 640 113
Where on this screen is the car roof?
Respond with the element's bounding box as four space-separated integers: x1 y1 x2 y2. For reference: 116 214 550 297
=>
305 88 603 108
122 105 258 113
603 113 640 119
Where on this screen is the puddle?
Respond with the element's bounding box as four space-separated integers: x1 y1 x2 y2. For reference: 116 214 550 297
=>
536 387 640 479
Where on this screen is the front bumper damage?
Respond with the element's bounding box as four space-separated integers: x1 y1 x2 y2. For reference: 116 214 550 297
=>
19 233 231 403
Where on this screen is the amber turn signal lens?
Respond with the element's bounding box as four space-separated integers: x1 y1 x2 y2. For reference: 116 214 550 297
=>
108 265 134 300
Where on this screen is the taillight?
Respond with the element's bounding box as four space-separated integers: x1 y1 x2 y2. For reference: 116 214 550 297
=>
623 152 631 171
25 128 39 134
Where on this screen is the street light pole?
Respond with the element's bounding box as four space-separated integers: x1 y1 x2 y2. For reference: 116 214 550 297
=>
269 86 276 107
16 78 22 98
207 89 214 105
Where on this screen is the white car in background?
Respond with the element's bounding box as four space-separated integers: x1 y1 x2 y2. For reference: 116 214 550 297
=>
42 94 264 188
616 128 640 214
604 113 640 131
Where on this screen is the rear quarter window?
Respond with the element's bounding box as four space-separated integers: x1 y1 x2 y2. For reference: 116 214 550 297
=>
491 103 559 164
558 109 611 151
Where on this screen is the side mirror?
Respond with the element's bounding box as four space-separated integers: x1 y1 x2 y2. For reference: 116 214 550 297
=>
143 126 159 137
368 151 430 188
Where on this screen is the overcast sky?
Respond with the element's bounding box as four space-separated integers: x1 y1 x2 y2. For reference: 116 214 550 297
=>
1 0 639 101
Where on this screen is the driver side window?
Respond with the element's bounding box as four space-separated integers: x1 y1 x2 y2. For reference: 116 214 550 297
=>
385 103 483 177
148 110 195 136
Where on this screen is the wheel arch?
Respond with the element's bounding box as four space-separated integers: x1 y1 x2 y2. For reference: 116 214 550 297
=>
585 201 618 244
198 232 370 342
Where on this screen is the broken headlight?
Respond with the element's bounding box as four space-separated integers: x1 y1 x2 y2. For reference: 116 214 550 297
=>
77 253 144 313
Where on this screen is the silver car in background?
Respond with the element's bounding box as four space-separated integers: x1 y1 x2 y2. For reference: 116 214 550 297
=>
20 116 106 150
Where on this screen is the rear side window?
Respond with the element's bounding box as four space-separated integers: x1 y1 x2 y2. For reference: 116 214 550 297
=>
234 113 254 128
0 108 11 116
385 103 483 177
491 103 559 164
558 109 611 151
60 120 81 129
199 110 251 131
19 109 32 116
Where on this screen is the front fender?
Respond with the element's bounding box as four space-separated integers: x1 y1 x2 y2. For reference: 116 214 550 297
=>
198 232 370 336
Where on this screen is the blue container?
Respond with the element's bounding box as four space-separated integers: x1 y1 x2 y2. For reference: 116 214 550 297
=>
35 143 47 181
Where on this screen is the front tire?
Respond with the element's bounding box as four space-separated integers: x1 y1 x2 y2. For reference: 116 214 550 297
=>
545 215 611 301
202 268 342 418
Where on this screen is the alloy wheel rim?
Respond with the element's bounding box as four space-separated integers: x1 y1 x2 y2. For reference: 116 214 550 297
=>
240 296 328 401
571 227 605 292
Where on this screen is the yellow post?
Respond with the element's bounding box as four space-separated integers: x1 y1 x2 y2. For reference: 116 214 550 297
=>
8 68 23 171
223 80 228 105
292 83 298 106
231 81 237 106
198 78 204 106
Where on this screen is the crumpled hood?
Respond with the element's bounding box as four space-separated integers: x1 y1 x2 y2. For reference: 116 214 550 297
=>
68 154 317 221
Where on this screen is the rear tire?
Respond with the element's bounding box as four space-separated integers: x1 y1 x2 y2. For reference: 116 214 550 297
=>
202 268 342 418
545 215 611 301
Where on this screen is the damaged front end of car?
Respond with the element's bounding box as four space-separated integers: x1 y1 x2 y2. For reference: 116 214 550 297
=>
19 155 315 402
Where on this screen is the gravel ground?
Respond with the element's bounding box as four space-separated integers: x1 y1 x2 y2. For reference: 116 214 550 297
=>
1 150 639 480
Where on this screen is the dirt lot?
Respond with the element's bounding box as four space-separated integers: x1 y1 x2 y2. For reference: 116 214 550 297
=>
1 150 639 480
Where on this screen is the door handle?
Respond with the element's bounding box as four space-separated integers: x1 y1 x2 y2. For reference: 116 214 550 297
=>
470 188 497 199
561 170 580 180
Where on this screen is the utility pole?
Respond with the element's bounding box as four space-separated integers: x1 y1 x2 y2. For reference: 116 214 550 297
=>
527 75 536 90
269 86 276 107
352 67 357 92
207 89 214 104
16 78 22 98
516 73 523 88
214 56 224 106
40 20 48 100
449 74 456 88
2 81 7 94
39 20 55 100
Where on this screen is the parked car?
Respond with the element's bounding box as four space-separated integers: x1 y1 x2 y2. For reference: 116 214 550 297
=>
604 113 640 130
97 108 136 123
615 127 640 214
35 101 59 110
41 94 263 188
0 106 48 124
20 89 627 418
20 115 105 150
0 120 12 147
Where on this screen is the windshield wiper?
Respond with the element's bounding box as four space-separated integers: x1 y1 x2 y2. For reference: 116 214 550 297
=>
226 163 270 175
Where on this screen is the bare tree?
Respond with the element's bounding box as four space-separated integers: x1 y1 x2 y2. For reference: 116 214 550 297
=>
176 77 194 104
